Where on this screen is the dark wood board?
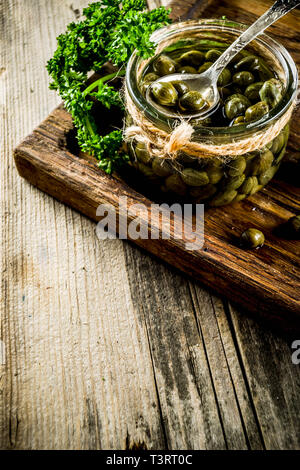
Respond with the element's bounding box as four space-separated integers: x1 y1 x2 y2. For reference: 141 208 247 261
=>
14 0 300 330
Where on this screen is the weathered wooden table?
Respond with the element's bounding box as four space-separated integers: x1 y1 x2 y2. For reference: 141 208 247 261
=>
1 0 300 450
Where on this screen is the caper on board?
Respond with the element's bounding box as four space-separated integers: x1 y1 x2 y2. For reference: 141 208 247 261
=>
287 215 300 237
240 228 265 249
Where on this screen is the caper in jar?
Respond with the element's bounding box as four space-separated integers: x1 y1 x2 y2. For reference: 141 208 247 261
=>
251 150 274 175
240 228 265 249
239 176 257 194
244 82 264 102
206 165 223 184
217 68 231 87
258 164 279 185
151 81 178 106
178 66 197 74
140 73 160 93
152 157 173 177
178 50 205 66
233 55 259 72
222 174 245 191
198 62 213 74
153 54 176 76
135 143 152 164
228 156 246 176
230 116 246 126
269 131 285 155
181 168 209 186
254 59 273 81
233 71 255 87
225 95 251 120
244 101 269 122
137 162 156 178
165 174 187 196
143 72 160 83
171 80 190 96
205 49 222 62
210 189 238 207
259 78 283 108
179 91 207 112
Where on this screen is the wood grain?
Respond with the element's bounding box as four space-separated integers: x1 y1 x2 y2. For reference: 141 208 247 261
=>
1 0 300 451
14 103 300 329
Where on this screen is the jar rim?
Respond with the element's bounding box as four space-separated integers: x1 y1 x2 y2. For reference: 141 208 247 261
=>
126 19 298 139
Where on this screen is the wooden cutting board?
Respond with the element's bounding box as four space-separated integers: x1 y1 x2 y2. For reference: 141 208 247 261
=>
14 0 300 330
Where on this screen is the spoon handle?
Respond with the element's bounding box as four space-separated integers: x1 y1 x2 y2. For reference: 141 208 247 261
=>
210 0 300 79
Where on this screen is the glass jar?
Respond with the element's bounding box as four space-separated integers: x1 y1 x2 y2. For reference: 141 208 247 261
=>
125 19 298 206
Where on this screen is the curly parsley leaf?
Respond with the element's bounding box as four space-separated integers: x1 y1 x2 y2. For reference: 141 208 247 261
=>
47 0 171 173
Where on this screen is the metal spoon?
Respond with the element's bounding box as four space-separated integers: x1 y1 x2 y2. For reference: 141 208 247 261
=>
146 0 300 119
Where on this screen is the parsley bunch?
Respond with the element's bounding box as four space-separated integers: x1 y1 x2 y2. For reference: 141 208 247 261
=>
47 0 171 173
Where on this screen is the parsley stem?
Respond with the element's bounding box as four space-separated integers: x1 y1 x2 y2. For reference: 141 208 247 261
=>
84 116 96 137
83 69 126 96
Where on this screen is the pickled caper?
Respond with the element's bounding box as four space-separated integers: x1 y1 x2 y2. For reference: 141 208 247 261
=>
210 189 238 207
240 228 265 249
251 150 274 175
249 180 262 195
178 50 205 66
198 62 213 74
135 143 152 164
231 116 246 126
233 55 259 72
225 95 251 120
269 131 285 155
151 81 178 106
178 66 197 74
206 165 223 184
258 164 279 185
205 49 222 62
259 78 283 108
181 168 209 186
235 194 246 202
171 80 190 96
239 176 257 194
254 60 274 81
233 71 255 87
143 72 160 83
244 101 269 122
218 87 231 100
152 157 173 177
217 68 231 87
273 146 286 165
244 82 264 102
165 174 187 196
228 156 246 176
222 174 246 191
153 54 176 76
179 91 206 113
137 162 156 178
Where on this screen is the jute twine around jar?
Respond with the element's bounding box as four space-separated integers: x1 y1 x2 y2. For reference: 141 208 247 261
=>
124 86 295 162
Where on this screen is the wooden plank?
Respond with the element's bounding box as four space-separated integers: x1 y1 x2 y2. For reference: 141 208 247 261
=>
14 104 300 331
229 304 300 450
2 0 300 452
0 0 167 450
123 243 264 449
